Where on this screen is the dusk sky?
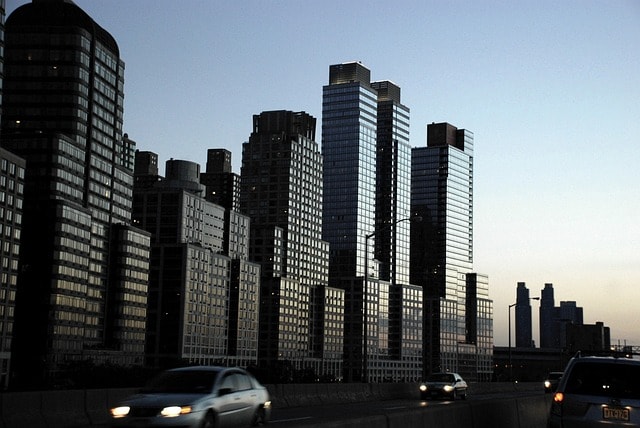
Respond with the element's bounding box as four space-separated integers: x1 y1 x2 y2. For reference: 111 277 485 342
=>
7 0 640 346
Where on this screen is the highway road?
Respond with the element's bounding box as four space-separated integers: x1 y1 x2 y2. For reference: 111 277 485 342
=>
268 389 547 427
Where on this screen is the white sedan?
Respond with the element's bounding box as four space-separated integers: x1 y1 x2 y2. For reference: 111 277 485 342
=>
110 366 271 427
419 372 468 400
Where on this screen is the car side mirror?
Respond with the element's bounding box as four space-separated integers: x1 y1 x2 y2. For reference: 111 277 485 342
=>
218 388 233 396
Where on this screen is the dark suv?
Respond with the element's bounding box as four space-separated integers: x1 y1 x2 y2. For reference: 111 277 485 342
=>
548 351 640 427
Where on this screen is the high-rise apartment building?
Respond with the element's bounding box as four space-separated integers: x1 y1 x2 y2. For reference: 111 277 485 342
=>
322 62 422 382
200 149 244 259
240 110 341 380
411 122 491 381
1 0 150 388
133 156 260 369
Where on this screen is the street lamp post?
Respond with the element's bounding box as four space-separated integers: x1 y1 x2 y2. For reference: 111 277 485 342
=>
508 297 540 382
362 215 421 383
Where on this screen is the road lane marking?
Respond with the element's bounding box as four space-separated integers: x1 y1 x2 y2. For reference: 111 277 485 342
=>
270 416 313 423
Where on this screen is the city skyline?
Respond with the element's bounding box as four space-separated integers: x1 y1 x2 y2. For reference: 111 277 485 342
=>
5 0 639 346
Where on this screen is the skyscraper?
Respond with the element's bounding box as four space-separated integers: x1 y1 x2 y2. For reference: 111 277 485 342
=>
411 122 490 380
240 110 340 380
322 62 422 382
515 282 535 347
1 0 150 388
539 283 555 348
369 81 417 369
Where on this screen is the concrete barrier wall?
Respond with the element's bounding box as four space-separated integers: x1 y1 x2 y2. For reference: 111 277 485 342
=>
0 383 546 428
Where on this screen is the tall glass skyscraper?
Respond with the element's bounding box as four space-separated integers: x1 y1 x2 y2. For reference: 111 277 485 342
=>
323 62 421 382
411 122 485 380
1 0 150 388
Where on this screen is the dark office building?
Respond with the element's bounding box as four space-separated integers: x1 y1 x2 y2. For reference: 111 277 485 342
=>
240 110 341 380
515 282 536 348
539 283 555 348
538 283 589 349
466 273 493 381
566 321 610 352
200 148 240 211
411 122 492 381
0 148 24 389
1 0 151 388
133 150 162 188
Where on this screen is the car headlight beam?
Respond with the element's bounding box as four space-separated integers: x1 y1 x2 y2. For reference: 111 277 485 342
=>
160 406 193 417
110 406 131 418
443 385 454 392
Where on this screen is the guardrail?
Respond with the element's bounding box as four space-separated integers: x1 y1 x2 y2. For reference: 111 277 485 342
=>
0 382 547 428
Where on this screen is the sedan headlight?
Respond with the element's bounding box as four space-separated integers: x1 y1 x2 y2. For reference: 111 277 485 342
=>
160 406 193 417
544 381 551 388
443 385 454 392
110 406 130 418
419 384 427 392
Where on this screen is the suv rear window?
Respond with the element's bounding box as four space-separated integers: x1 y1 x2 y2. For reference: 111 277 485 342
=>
565 361 640 399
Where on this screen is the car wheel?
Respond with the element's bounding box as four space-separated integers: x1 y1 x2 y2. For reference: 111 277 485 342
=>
200 412 216 428
251 406 266 426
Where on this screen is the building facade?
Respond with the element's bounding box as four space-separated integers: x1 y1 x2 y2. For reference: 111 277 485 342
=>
240 110 340 381
1 0 150 388
466 273 493 381
515 282 535 348
0 148 24 389
411 122 491 381
322 62 422 382
539 283 555 348
133 156 260 369
539 282 586 350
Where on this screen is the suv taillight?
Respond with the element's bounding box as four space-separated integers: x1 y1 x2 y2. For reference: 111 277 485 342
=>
550 392 564 417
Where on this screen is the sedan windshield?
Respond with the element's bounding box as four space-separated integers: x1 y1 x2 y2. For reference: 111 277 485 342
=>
141 370 220 394
427 373 455 383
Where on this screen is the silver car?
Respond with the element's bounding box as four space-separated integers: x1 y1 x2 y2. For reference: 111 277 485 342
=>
110 366 271 428
419 372 468 400
548 352 640 427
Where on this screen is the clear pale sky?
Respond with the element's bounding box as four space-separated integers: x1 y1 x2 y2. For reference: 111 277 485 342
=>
7 0 640 347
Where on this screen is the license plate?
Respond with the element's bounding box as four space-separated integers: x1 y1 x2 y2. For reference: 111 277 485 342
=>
603 406 629 421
